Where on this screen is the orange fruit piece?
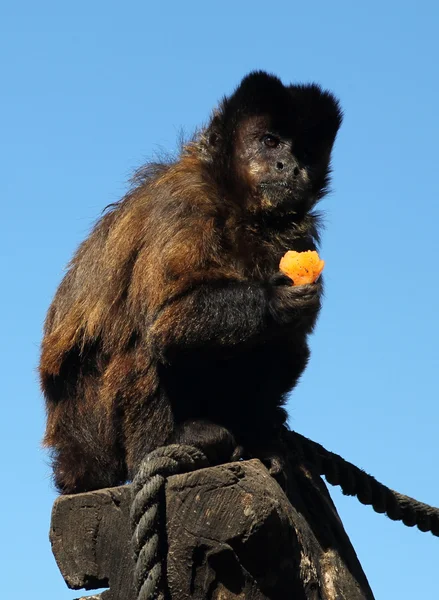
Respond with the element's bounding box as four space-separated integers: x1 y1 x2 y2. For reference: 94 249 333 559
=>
279 250 325 286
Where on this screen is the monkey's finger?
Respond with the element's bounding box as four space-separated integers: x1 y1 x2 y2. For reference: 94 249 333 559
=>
270 272 294 287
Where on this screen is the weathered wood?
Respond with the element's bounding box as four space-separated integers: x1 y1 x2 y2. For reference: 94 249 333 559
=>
50 459 375 599
50 484 133 600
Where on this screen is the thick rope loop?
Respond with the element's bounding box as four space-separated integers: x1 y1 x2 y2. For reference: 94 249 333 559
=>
129 431 439 600
288 430 439 538
130 444 209 600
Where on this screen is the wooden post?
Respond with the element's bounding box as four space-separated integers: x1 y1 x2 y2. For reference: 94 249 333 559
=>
50 459 375 599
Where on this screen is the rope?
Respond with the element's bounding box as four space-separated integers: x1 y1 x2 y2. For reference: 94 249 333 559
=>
286 430 439 537
130 444 209 600
130 432 439 600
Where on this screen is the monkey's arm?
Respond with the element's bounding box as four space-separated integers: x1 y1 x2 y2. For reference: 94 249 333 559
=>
149 279 320 358
141 224 320 360
148 278 271 357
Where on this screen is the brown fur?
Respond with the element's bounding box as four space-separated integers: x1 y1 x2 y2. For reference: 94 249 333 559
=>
40 71 342 493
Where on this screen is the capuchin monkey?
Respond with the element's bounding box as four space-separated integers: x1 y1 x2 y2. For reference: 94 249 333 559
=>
40 71 342 493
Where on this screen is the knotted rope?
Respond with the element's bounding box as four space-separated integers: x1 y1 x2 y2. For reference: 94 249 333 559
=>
130 444 209 600
130 432 439 600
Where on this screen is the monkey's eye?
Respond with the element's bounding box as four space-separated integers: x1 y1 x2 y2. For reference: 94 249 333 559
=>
261 135 280 149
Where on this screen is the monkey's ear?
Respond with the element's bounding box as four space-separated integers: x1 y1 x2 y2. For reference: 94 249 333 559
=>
289 84 343 147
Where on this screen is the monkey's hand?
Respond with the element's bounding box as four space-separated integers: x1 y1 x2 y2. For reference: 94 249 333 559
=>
268 274 322 332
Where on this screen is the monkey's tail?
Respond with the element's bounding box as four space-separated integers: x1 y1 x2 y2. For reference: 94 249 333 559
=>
286 430 439 537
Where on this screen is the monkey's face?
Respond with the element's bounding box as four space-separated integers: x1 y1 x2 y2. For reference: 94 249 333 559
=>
203 72 342 216
234 116 325 215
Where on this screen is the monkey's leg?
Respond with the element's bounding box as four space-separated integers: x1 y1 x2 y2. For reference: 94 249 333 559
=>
169 419 244 465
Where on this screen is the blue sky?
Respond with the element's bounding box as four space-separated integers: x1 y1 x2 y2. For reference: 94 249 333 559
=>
1 1 438 598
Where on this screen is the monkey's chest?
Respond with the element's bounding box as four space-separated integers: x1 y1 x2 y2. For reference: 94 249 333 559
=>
232 230 290 279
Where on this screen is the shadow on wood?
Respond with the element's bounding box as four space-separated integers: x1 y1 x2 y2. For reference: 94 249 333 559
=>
50 459 375 599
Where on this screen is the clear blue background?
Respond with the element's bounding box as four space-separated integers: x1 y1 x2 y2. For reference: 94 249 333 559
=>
1 1 438 598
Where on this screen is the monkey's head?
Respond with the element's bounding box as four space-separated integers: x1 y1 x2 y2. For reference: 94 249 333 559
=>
202 71 342 217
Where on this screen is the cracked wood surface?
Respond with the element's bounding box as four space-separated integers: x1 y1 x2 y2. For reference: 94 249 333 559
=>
50 459 375 599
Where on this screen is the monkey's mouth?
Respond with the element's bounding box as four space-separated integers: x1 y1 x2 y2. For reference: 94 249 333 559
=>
257 181 308 214
259 182 294 191
259 181 301 202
